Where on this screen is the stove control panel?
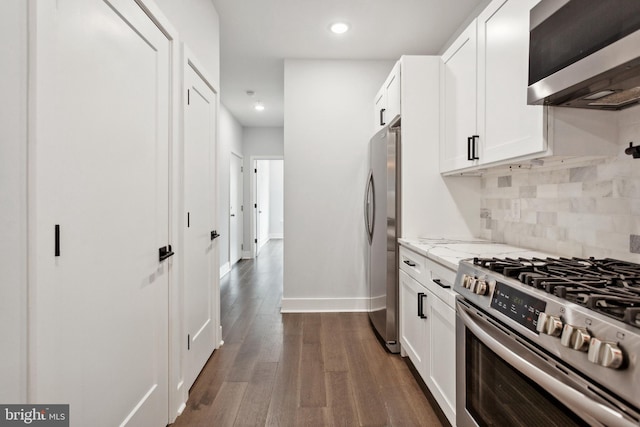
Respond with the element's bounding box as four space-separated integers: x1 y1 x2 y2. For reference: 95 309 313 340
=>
536 313 563 337
490 281 546 333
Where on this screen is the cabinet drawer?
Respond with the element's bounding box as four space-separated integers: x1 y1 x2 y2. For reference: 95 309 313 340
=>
399 247 427 283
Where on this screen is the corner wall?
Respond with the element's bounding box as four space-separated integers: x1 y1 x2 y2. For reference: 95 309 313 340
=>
283 59 394 312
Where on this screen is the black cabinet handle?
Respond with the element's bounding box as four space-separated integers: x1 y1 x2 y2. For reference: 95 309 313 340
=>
433 278 451 289
403 259 417 267
380 108 386 126
417 292 428 319
159 245 174 262
471 135 479 160
467 136 473 161
55 224 61 257
211 230 220 241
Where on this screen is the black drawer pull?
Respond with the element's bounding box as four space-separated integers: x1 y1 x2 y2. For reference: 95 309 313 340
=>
433 278 451 289
403 259 417 267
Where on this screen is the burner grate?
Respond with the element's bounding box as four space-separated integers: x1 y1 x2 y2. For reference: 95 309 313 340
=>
472 256 640 327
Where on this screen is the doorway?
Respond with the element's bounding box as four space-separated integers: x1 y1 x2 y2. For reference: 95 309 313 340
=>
253 158 284 257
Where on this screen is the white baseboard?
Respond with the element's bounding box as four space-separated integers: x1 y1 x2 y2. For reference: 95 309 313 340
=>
219 262 230 278
281 297 369 313
269 233 283 239
242 250 252 259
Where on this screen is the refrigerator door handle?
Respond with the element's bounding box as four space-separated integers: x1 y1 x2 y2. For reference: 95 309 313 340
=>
364 170 375 243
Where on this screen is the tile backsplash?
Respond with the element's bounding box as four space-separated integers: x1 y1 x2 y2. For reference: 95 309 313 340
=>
479 107 640 263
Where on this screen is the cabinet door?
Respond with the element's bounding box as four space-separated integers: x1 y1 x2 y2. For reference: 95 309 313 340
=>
427 291 457 426
399 270 427 374
478 0 545 164
440 20 479 172
374 87 386 132
385 62 401 123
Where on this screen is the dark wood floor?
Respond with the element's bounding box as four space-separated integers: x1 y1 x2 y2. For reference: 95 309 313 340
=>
171 240 443 426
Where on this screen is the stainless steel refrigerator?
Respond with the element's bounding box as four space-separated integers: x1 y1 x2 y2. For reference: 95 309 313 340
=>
364 116 400 353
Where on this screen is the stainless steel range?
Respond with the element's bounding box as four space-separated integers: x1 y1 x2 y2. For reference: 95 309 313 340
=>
455 256 640 427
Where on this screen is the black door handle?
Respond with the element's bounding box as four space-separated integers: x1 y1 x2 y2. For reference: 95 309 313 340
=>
403 259 417 267
211 230 220 241
380 108 386 126
467 136 473 161
418 292 428 319
159 245 174 262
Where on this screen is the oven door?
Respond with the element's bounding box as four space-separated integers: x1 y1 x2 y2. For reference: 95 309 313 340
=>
456 299 639 427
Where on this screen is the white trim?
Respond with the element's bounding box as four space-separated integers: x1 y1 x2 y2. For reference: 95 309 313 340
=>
242 250 253 259
269 233 283 239
281 297 369 313
219 262 230 278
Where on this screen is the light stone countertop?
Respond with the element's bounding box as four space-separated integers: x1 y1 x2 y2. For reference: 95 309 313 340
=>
399 237 556 272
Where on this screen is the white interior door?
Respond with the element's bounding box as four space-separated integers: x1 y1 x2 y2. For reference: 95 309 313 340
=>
184 58 217 391
255 160 270 255
33 1 171 425
229 153 243 264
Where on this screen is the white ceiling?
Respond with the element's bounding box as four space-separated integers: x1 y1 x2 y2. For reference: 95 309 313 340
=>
211 0 488 127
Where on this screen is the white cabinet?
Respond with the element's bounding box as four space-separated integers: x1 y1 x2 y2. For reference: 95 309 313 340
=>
440 0 545 173
399 246 457 426
373 61 401 132
478 0 545 165
440 20 479 172
440 0 618 174
400 270 427 370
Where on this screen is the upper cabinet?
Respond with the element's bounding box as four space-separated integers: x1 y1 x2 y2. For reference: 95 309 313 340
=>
440 20 479 171
441 0 543 173
373 61 401 132
440 0 619 174
477 0 544 165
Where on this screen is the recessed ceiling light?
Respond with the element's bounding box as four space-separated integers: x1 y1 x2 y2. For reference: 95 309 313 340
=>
254 102 265 111
330 22 349 34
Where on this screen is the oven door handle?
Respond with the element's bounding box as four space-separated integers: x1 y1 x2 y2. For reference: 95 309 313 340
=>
457 302 637 427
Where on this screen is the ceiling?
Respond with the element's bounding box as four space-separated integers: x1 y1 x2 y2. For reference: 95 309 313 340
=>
211 0 488 127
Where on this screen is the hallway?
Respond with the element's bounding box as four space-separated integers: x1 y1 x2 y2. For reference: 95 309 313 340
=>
171 240 443 426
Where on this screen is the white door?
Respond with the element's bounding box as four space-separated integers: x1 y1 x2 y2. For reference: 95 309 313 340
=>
255 160 270 255
440 20 479 172
33 1 171 425
183 59 217 390
229 154 243 264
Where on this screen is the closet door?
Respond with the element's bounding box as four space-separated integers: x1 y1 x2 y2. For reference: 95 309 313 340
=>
183 56 218 391
33 1 171 425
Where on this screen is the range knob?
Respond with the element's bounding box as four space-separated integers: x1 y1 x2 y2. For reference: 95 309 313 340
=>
536 313 563 337
560 325 591 351
588 338 624 369
474 279 488 295
462 274 473 289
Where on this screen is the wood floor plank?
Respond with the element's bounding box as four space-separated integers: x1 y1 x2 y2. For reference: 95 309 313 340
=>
326 371 359 427
264 332 302 427
203 381 248 427
299 342 326 407
233 362 278 427
320 312 350 372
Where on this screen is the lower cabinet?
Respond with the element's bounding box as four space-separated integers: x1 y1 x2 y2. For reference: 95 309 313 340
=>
399 255 457 426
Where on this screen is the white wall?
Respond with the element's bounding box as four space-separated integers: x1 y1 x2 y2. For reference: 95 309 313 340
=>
269 160 284 238
283 59 394 312
218 104 244 275
242 127 284 256
0 0 27 404
154 0 220 89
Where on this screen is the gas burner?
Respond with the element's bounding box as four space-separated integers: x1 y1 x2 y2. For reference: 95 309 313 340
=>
473 256 640 328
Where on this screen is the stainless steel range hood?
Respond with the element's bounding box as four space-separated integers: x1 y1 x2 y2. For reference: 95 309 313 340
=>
528 0 640 111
